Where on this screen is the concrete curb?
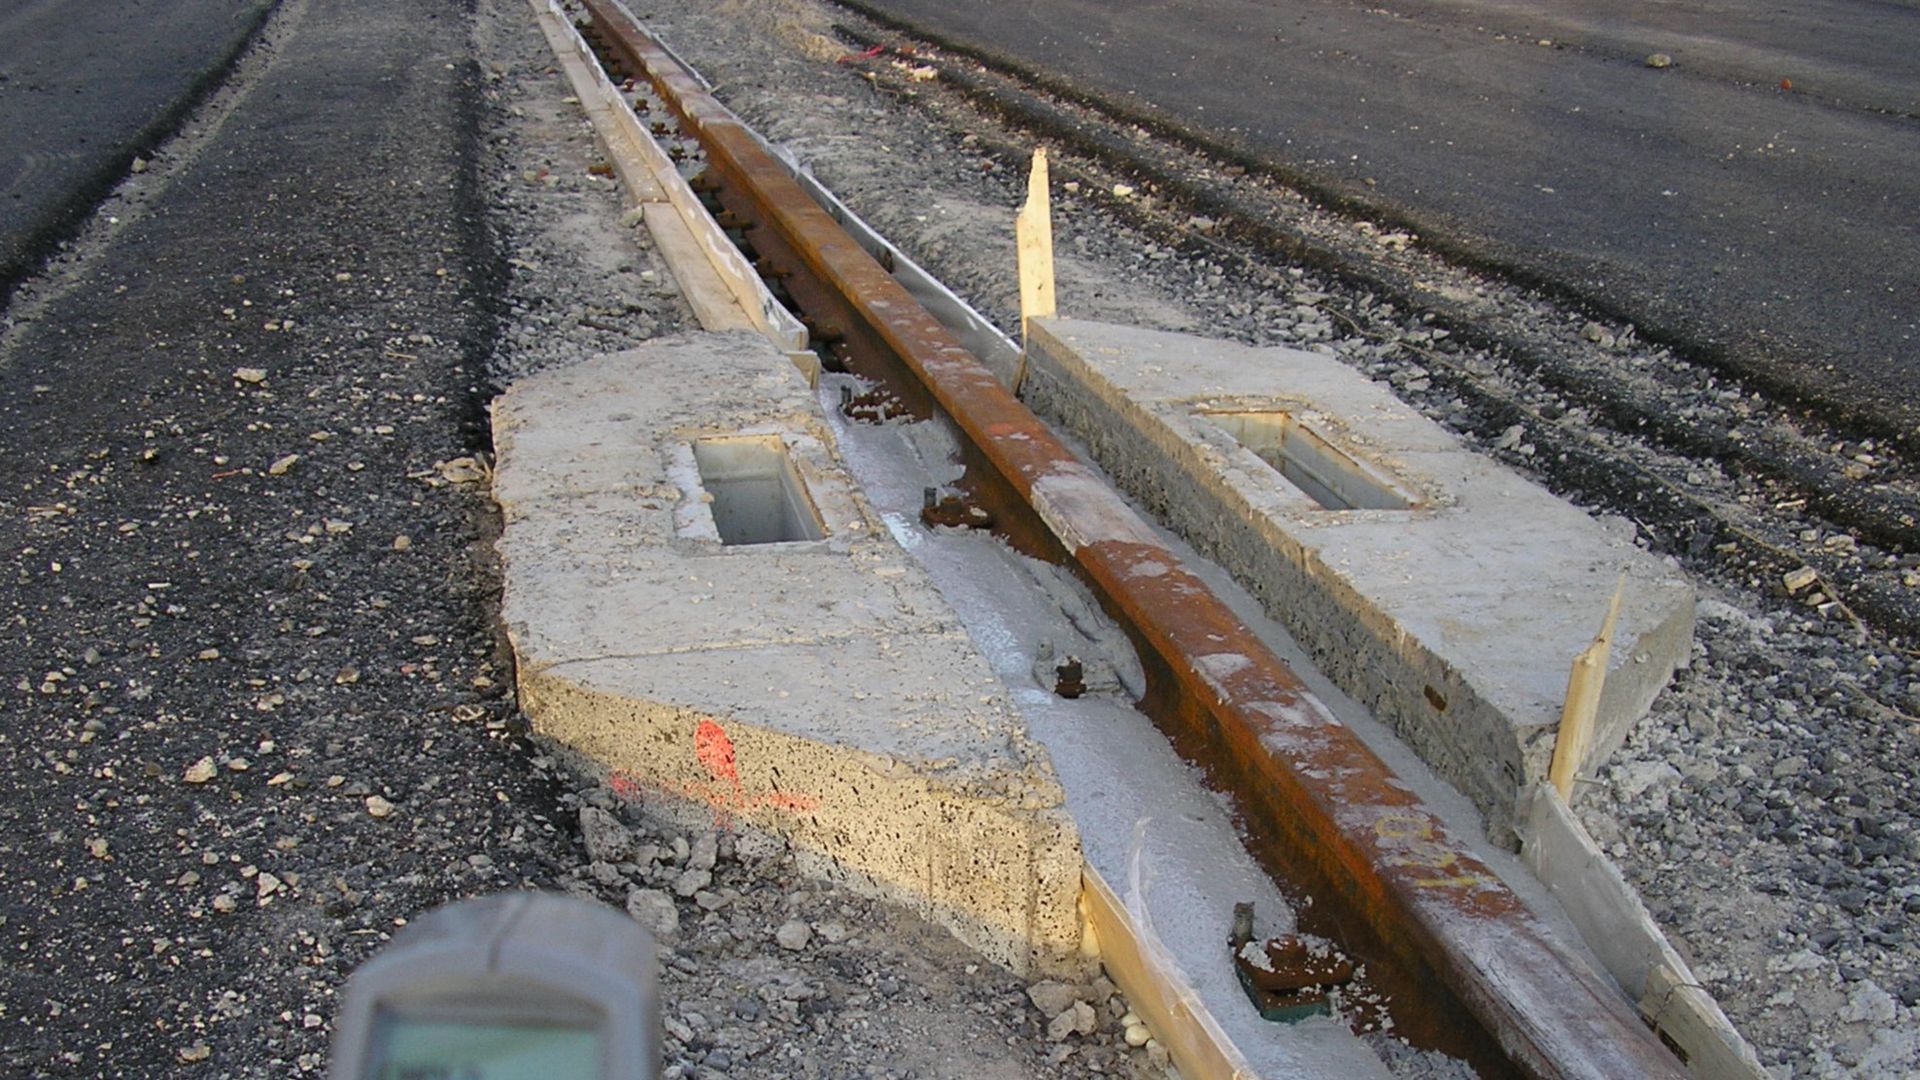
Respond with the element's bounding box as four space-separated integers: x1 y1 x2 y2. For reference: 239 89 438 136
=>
1023 317 1695 839
492 332 1082 976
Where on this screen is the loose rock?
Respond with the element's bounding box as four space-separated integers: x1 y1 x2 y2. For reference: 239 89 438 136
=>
775 919 812 951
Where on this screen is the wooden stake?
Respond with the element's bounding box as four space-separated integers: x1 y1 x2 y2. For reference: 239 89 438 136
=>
1013 148 1056 394
1549 574 1628 800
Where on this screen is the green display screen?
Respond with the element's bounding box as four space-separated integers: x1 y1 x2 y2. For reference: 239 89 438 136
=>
370 1017 600 1080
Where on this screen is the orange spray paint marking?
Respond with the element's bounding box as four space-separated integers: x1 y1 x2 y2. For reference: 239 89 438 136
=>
605 723 821 826
695 720 741 794
608 769 644 802
695 720 742 828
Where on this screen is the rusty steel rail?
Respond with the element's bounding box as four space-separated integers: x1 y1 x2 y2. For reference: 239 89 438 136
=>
579 2 1689 1076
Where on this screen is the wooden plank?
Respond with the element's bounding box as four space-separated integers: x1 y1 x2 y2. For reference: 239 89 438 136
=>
1642 964 1771 1080
1549 574 1626 798
1519 787 1769 1080
1012 148 1056 395
639 206 757 334
526 0 807 349
1080 864 1256 1080
529 1 664 204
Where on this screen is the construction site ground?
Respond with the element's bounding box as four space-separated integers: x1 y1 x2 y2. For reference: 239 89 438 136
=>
0 0 1914 1077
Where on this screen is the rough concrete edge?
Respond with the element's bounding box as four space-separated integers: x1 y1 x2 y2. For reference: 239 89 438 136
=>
1584 592 1697 786
511 636 1084 978
1022 316 1695 840
1518 785 1769 1080
1018 319 1526 833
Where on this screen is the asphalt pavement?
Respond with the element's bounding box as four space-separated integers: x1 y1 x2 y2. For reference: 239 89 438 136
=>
844 0 1920 441
0 0 275 300
0 0 573 1071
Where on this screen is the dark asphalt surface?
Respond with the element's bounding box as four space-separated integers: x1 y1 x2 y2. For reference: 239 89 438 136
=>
0 0 275 299
0 0 582 1073
846 0 1920 440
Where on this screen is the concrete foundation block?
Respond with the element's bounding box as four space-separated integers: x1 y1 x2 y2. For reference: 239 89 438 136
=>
1025 318 1694 839
494 332 1082 975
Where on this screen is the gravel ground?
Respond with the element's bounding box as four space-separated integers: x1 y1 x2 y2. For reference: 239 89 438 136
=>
1 0 1911 1074
602 0 1920 1075
0 0 1163 1076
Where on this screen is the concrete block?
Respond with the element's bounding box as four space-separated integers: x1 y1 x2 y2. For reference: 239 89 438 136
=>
1024 318 1694 838
493 332 1082 975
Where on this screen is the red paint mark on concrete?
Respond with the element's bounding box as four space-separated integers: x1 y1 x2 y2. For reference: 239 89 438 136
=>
604 720 820 826
695 719 745 825
695 719 740 789
608 770 644 802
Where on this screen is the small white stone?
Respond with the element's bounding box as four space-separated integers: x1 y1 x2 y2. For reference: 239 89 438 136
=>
625 888 679 936
688 831 719 871
775 919 812 951
672 868 710 897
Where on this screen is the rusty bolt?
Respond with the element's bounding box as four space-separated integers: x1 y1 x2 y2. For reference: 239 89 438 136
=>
1054 658 1086 699
1231 901 1255 950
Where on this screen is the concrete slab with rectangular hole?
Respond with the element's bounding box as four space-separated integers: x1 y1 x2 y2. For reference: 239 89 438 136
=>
1023 317 1694 839
690 436 827 544
491 331 1082 975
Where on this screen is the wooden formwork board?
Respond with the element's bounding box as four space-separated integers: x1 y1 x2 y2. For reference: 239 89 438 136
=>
526 0 806 349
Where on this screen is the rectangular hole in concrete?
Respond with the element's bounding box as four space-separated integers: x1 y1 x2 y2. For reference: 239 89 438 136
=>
1200 410 1414 511
692 437 826 545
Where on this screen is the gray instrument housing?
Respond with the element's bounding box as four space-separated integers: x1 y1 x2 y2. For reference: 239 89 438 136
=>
329 892 660 1080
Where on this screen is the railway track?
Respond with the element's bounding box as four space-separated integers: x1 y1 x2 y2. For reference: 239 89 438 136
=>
562 2 1692 1075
